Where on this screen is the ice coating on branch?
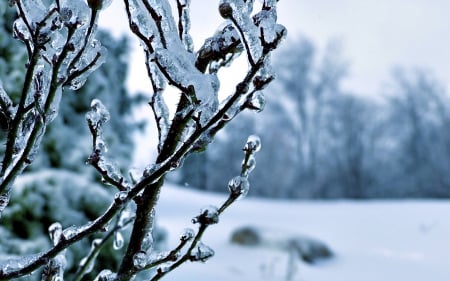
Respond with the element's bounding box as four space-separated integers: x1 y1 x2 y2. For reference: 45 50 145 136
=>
127 0 160 41
219 0 262 64
0 254 41 275
12 17 31 43
190 242 214 262
150 91 170 151
228 175 250 199
59 0 90 27
178 0 194 52
94 269 116 281
155 48 219 116
68 44 107 91
16 0 47 28
192 205 219 225
42 253 67 281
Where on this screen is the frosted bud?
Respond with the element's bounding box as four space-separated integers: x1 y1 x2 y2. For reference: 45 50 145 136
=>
88 0 112 10
192 205 219 225
133 251 147 269
228 176 250 199
48 222 63 245
180 228 195 241
244 135 262 153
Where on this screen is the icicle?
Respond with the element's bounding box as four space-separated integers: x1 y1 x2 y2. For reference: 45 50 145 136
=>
242 154 256 176
246 91 266 112
228 175 250 199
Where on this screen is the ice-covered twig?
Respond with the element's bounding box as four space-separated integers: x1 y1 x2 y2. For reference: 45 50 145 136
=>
147 136 261 280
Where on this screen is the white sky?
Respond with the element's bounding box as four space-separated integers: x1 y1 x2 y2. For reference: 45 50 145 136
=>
98 0 450 97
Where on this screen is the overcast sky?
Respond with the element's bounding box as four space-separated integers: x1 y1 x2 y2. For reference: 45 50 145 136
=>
98 0 450 98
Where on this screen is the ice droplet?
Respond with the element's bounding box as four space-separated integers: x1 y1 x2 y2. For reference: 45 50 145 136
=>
244 135 261 153
190 242 214 262
192 205 219 225
113 231 124 250
228 175 250 199
133 251 147 269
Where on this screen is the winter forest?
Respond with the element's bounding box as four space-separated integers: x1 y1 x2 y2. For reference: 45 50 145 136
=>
1 0 450 281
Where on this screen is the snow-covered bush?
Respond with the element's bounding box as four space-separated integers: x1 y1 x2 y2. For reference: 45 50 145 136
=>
0 0 285 280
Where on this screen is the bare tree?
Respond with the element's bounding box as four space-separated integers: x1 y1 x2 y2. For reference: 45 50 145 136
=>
0 0 286 280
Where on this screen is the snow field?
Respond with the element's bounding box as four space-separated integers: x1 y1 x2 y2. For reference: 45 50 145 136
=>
156 184 450 281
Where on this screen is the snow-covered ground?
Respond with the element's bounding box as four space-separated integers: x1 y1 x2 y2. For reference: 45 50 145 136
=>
155 184 450 281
